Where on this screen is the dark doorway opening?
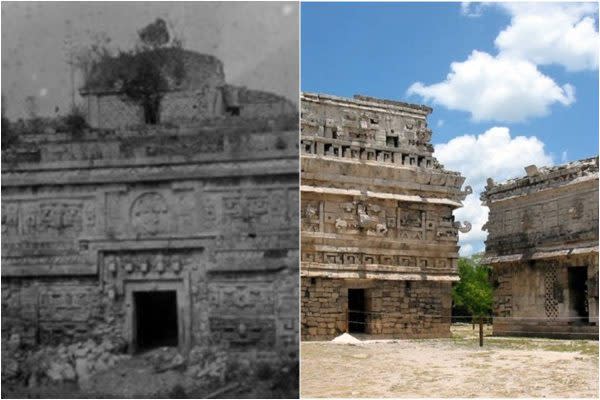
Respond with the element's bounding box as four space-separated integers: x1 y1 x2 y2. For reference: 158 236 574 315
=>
348 289 366 333
568 267 588 324
134 291 178 351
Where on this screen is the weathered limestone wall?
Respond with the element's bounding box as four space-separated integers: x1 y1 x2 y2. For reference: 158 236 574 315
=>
81 51 294 129
86 88 295 129
300 277 452 340
300 93 469 339
482 158 599 339
1 116 299 359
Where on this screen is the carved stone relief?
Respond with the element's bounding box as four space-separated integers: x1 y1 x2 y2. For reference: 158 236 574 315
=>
333 201 388 236
209 282 274 314
302 203 320 232
130 192 169 236
2 199 95 239
209 317 275 348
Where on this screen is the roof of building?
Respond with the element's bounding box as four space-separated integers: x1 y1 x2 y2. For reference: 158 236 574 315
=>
301 92 433 115
481 156 599 202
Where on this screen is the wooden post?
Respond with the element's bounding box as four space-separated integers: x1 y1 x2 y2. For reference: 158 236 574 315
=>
479 318 484 347
346 306 349 333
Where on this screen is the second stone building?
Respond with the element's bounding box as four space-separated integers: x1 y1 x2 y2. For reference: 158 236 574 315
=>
300 93 471 339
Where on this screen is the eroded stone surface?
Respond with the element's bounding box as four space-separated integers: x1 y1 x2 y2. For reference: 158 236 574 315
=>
1 54 299 364
481 157 599 339
300 93 469 340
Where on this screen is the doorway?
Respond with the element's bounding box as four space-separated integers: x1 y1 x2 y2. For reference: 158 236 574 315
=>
568 267 588 324
348 289 367 333
134 291 178 351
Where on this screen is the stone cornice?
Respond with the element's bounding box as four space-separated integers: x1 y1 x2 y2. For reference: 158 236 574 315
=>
482 244 598 265
481 156 599 203
301 185 464 208
301 92 432 117
301 262 458 281
1 159 298 187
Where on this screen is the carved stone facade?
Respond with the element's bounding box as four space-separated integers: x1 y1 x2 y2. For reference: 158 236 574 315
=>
1 114 299 360
482 157 599 339
300 93 469 339
80 49 296 129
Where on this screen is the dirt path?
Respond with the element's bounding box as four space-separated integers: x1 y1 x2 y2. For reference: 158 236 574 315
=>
300 325 599 398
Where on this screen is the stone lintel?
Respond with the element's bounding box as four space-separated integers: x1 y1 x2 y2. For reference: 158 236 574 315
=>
300 185 462 208
301 269 458 282
302 243 459 258
482 244 599 265
301 262 457 277
301 92 432 117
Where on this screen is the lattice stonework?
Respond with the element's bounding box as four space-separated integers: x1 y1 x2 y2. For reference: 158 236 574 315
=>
544 264 559 319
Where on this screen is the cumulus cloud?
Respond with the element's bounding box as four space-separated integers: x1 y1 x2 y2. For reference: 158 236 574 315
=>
496 3 599 71
408 3 598 121
407 50 575 122
434 127 554 256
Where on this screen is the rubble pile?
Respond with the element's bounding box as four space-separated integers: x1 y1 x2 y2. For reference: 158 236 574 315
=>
1 335 129 387
185 345 230 383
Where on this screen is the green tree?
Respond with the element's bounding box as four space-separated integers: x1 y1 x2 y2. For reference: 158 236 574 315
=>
452 254 493 320
119 18 185 125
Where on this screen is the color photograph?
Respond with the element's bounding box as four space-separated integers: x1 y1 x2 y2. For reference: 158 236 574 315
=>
300 2 598 398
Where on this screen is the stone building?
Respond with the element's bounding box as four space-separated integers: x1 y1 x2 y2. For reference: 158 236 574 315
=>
1 88 299 359
300 93 471 340
481 157 599 339
80 48 296 129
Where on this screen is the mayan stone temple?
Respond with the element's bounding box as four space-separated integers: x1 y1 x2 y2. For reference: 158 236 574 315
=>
300 92 472 339
482 157 599 339
1 50 299 363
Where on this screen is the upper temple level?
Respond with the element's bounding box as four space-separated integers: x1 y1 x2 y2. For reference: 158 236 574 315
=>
300 92 470 203
301 92 435 164
481 157 599 261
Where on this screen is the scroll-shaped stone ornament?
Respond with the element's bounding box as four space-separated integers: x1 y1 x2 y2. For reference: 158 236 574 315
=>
454 221 472 233
462 185 473 196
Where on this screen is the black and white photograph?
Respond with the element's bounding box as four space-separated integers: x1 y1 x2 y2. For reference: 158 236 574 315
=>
1 2 299 398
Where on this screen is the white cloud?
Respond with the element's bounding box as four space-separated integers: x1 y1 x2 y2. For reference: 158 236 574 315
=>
409 3 598 122
434 127 554 256
408 50 575 122
496 3 599 71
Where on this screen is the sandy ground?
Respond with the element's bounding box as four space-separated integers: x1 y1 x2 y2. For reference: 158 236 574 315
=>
300 324 599 398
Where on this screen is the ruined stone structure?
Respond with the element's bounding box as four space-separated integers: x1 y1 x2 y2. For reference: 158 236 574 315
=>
300 93 471 340
482 157 599 339
80 49 296 129
1 108 299 359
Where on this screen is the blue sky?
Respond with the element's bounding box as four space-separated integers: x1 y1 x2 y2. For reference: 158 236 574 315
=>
302 2 599 255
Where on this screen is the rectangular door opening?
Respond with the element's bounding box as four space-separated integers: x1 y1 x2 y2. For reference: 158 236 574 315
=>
568 267 588 324
348 288 366 333
134 290 178 351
